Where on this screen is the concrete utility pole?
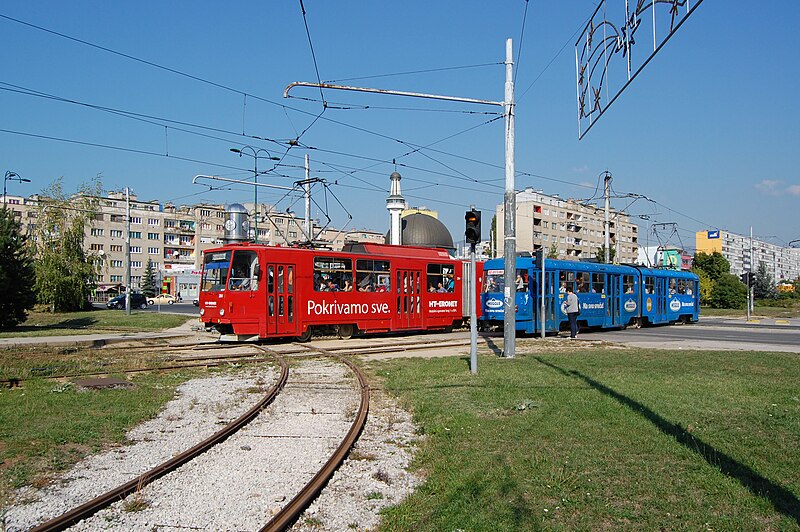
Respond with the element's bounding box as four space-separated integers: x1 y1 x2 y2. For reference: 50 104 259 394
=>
284 37 517 357
125 187 132 316
603 171 612 263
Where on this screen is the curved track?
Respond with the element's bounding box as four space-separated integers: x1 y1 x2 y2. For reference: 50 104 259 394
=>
261 344 370 531
29 353 289 532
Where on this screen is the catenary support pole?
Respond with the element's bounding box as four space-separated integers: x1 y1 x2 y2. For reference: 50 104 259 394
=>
502 38 516 358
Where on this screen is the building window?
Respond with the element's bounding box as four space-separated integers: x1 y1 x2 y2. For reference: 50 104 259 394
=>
90 228 104 236
110 229 123 238
129 231 142 239
148 232 159 240
130 246 142 254
110 214 124 223
148 247 160 254
111 260 123 268
148 218 159 226
131 261 142 268
110 245 123 252
90 243 104 251
110 275 123 282
130 216 142 224
200 209 211 217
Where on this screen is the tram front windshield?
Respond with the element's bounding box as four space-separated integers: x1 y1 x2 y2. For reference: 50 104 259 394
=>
202 251 231 292
483 270 505 292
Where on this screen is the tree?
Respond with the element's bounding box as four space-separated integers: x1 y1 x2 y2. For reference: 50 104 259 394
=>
693 251 730 282
142 259 158 297
33 177 103 312
547 243 559 259
0 207 37 328
595 244 615 263
708 273 747 309
752 261 777 300
691 267 714 306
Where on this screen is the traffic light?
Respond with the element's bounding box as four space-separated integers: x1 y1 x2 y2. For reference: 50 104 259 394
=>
740 272 750 285
465 209 481 245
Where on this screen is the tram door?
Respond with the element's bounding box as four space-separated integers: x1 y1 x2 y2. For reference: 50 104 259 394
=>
609 274 620 326
265 263 297 337
396 269 423 329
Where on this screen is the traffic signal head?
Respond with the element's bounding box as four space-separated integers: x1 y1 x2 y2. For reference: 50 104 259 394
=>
465 209 481 245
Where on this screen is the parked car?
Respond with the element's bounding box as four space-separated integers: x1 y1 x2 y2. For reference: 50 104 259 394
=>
148 293 177 305
107 293 148 310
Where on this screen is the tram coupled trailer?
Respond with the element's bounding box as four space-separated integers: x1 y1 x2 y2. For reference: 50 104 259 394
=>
479 257 699 335
199 242 474 341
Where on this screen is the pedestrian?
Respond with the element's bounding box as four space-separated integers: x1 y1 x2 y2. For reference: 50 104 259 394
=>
564 286 580 339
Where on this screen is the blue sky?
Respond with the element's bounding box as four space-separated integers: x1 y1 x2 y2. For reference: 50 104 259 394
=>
2 1 798 250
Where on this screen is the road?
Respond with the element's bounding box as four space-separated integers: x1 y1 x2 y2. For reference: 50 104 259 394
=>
584 318 800 353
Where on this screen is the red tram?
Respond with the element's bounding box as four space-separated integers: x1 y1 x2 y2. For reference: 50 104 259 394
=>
199 242 481 341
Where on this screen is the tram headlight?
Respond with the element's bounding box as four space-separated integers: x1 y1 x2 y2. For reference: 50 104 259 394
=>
219 309 225 316
200 308 205 316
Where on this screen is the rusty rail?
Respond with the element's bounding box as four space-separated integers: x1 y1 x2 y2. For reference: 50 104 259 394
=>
261 345 370 531
30 353 289 532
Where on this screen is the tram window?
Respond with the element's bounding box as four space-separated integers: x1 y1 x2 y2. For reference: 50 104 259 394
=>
515 270 528 292
356 259 390 292
427 263 455 293
314 257 353 292
669 278 677 295
201 251 231 292
228 251 259 292
677 279 688 295
591 273 604 294
623 275 635 294
267 266 274 293
484 270 504 292
277 266 285 293
644 276 655 294
577 272 591 293
559 271 577 292
287 267 294 294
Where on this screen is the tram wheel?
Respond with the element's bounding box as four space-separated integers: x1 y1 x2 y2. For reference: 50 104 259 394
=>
296 327 313 343
631 318 642 329
337 324 355 340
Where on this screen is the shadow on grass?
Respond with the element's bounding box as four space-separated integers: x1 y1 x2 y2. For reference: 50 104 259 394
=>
534 356 800 525
10 317 99 333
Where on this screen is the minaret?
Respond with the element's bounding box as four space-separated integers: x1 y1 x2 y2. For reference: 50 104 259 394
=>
386 171 406 245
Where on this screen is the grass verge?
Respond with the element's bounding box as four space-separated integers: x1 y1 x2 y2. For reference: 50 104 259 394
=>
0 308 194 338
0 369 204 508
372 345 799 530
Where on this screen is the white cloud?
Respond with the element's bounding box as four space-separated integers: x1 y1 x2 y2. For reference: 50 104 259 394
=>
787 185 800 196
755 179 783 195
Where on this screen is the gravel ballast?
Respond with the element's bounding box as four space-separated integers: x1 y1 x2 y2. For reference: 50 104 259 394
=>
3 359 422 531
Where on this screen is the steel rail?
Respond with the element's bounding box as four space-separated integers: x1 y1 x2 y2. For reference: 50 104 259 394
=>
262 344 370 531
30 353 289 532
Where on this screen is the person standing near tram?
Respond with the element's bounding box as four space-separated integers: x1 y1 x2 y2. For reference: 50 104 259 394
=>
564 286 580 339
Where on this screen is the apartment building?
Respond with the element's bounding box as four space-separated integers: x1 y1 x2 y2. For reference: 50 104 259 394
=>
696 230 800 281
3 191 382 299
496 188 639 263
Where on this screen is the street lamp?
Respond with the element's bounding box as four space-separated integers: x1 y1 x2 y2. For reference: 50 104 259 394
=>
230 147 279 244
3 171 31 207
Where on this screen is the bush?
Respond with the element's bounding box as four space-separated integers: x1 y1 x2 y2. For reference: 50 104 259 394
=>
709 273 747 309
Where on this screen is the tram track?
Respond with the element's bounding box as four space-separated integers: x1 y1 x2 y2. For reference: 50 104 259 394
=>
24 353 289 532
12 343 371 531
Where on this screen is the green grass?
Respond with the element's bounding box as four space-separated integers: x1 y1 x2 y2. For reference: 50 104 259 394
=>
371 345 800 531
0 308 194 338
0 370 202 506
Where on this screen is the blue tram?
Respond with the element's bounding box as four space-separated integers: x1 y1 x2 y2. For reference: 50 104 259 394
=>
480 257 699 335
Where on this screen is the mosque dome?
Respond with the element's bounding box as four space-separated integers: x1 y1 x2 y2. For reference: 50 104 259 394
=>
384 213 455 251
